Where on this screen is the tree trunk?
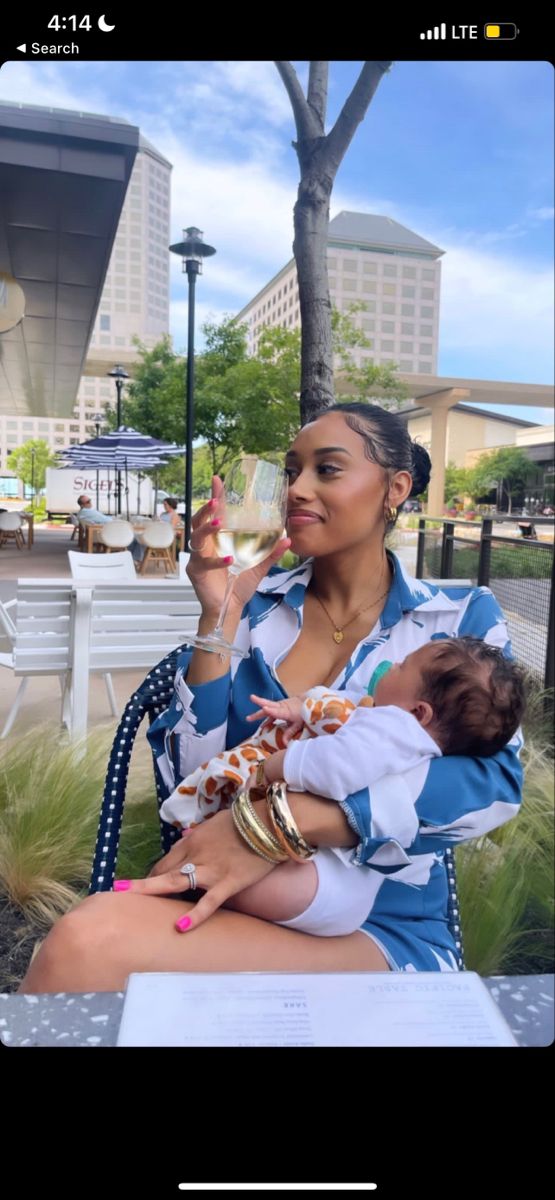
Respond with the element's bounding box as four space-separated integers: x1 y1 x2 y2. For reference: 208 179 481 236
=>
294 166 334 423
276 61 392 426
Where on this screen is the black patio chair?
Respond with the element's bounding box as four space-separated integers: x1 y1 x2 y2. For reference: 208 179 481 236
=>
89 647 183 896
89 649 465 970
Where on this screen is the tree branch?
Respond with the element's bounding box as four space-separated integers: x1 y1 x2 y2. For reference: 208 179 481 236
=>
274 61 320 142
325 61 393 172
307 61 328 131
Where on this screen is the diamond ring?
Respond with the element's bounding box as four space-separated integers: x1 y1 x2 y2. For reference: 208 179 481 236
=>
179 861 197 890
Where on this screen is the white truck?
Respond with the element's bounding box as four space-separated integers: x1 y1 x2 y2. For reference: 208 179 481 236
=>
45 468 156 519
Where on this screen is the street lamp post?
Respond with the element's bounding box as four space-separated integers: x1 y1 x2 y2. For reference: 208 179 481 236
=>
30 447 36 507
169 227 216 547
93 412 103 508
107 366 129 515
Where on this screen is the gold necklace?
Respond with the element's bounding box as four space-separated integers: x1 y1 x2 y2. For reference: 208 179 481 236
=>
311 568 390 644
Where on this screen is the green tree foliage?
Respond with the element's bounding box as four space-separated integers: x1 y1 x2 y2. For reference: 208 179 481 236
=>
444 462 472 505
7 439 56 491
468 446 531 512
116 311 409 495
105 334 184 442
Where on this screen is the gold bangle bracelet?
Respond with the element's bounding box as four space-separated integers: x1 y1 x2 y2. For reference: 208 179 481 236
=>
235 792 288 862
238 792 286 858
231 800 280 864
232 794 287 863
265 781 317 862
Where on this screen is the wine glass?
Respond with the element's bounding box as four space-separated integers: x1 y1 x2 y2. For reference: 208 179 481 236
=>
185 456 288 658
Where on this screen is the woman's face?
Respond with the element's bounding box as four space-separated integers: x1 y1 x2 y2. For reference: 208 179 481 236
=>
284 411 411 558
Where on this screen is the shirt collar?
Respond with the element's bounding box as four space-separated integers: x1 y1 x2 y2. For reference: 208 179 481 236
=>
380 553 460 627
256 559 314 611
257 553 460 622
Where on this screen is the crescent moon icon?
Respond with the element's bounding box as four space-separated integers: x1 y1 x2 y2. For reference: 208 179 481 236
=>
98 14 116 31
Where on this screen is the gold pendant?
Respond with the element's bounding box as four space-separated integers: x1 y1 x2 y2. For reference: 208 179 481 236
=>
333 630 344 644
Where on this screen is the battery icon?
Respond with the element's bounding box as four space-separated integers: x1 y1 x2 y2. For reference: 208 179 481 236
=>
484 22 519 38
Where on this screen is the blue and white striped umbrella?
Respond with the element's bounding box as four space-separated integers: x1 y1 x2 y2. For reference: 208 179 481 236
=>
58 426 186 467
58 427 185 518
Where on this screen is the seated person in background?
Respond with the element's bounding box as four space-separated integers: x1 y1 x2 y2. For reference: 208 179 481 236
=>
160 637 525 937
76 495 112 524
130 495 182 563
159 496 182 529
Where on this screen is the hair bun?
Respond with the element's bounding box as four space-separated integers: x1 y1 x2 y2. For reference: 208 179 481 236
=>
410 441 431 497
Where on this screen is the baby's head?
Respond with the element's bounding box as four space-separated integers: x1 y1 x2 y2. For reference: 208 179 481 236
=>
373 638 525 756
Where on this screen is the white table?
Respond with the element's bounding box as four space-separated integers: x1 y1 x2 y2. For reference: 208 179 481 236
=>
1 975 552 1047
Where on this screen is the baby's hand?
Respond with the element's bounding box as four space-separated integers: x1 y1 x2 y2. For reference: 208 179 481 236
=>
247 694 305 743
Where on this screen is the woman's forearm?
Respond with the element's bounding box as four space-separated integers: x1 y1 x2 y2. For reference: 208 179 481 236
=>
186 606 243 685
251 791 358 850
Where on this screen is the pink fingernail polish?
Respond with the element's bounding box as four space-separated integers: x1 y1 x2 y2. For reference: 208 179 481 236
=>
224 556 234 564
210 518 221 527
176 915 192 932
113 880 131 891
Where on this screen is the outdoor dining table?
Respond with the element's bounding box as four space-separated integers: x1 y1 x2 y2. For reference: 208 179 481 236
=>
81 523 105 553
0 975 552 1047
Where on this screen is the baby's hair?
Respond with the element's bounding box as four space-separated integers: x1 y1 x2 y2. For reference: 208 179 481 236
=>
421 637 526 757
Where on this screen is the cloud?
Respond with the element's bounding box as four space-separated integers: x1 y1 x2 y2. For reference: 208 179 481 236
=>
1 61 552 391
528 206 555 221
435 241 553 383
0 61 115 116
169 299 235 352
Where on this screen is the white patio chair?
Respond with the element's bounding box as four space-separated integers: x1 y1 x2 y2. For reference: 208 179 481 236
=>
0 511 25 550
138 522 176 574
68 550 137 582
99 519 134 553
0 587 118 739
178 551 191 579
0 597 50 738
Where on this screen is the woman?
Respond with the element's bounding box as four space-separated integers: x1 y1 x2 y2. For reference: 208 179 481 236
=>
159 496 182 529
19 404 522 992
130 496 182 563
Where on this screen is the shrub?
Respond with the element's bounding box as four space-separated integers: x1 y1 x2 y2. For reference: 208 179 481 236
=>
456 686 554 975
424 542 552 580
0 730 159 927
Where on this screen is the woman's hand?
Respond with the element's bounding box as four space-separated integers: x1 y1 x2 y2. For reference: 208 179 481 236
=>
113 808 275 933
186 475 291 622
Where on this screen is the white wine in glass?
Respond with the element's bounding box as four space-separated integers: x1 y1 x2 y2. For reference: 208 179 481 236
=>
185 456 287 658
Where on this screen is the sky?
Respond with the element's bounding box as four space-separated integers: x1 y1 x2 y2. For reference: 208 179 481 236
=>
0 59 553 426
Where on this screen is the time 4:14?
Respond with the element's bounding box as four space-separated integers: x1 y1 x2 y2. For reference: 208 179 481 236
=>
48 15 92 30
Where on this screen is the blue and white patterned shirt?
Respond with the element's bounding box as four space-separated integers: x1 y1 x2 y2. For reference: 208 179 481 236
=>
148 553 523 971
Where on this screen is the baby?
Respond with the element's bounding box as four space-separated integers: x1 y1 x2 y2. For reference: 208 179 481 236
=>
160 637 525 937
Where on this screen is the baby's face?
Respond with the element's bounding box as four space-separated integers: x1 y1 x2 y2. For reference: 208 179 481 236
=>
373 644 443 711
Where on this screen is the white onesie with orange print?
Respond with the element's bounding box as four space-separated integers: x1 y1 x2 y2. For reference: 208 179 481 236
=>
158 686 365 830
159 685 441 939
159 684 439 831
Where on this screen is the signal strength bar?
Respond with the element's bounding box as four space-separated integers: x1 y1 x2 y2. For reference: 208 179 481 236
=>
420 24 447 39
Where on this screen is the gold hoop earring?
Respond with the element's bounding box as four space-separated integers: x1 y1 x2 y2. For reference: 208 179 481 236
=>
385 505 398 524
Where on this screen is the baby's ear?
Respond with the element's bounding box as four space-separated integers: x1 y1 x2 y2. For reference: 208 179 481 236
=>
412 700 434 728
357 695 375 708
